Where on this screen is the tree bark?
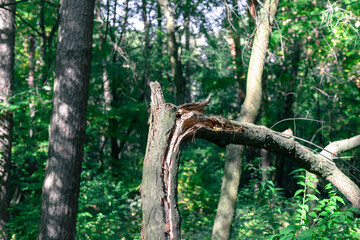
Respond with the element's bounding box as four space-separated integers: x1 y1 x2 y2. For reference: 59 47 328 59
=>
141 82 212 239
37 0 95 239
212 1 279 239
141 82 180 240
0 1 15 239
141 81 360 238
158 0 186 105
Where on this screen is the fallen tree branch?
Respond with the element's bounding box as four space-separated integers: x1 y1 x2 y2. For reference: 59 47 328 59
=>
320 135 360 160
140 81 360 239
188 114 360 208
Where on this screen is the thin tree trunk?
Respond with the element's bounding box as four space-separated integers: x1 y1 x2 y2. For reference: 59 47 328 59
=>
27 34 36 138
40 0 46 60
274 42 301 192
109 0 129 173
260 148 271 182
230 0 242 81
156 1 163 82
102 61 112 112
226 0 244 105
37 0 95 239
212 1 279 239
157 1 163 63
118 0 128 49
0 1 15 239
158 0 185 104
38 0 59 84
184 0 191 102
39 0 48 83
142 0 151 95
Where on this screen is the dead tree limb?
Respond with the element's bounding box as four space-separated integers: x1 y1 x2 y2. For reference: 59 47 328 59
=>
140 81 360 239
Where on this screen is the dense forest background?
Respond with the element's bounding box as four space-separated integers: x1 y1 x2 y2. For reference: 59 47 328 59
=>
0 0 360 239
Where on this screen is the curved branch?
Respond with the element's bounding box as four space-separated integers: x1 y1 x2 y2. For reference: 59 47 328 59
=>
320 135 360 159
0 0 28 8
189 116 360 208
141 82 360 239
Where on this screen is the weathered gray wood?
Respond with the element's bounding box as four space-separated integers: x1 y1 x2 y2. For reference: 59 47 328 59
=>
141 81 179 239
141 82 360 239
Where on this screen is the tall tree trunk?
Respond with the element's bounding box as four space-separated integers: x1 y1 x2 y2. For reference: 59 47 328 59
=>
0 1 15 239
274 42 301 192
158 0 186 104
156 1 163 80
39 0 59 84
100 0 119 171
108 0 129 174
27 34 36 138
37 0 95 239
226 0 244 106
39 0 48 83
156 1 163 59
118 0 127 48
184 0 191 102
230 0 242 81
212 1 279 239
142 0 151 96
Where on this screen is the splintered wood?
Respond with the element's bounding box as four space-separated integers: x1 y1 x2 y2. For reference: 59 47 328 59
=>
143 81 247 239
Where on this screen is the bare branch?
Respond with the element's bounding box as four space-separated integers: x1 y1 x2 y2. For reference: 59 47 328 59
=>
321 135 360 160
0 0 28 8
177 113 360 208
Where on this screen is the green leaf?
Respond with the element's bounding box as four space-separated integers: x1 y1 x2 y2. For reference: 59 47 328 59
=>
289 168 306 175
297 228 314 240
333 196 345 205
325 183 333 190
308 212 317 218
305 194 318 201
305 181 315 189
279 234 295 240
297 181 305 187
294 189 304 197
279 225 298 235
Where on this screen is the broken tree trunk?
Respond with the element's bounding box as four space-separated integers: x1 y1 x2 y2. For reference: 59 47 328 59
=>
141 82 212 239
140 81 360 239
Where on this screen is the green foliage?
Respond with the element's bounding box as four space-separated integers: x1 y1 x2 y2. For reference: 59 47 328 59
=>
231 165 294 239
76 169 141 239
270 169 360 240
178 142 225 239
5 0 360 238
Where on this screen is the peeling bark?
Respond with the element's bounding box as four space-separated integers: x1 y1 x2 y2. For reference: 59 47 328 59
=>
141 82 211 239
141 81 360 238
